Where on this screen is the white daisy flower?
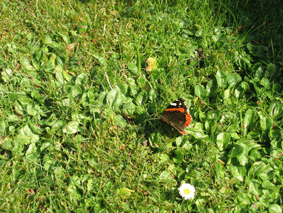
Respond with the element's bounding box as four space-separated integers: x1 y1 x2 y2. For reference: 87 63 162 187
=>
178 183 195 200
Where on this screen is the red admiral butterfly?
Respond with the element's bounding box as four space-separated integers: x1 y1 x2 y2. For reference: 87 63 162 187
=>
158 98 192 135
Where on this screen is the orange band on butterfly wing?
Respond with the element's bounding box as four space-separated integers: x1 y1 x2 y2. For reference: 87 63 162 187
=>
164 108 186 113
183 114 192 127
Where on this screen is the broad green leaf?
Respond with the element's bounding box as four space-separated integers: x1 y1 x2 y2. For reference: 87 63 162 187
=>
0 120 5 134
12 138 25 155
8 93 19 102
262 180 276 189
40 142 51 152
14 101 24 115
26 32 34 40
229 144 244 157
17 124 39 144
42 54 56 72
243 109 256 130
128 62 139 75
7 43 18 53
266 63 276 78
117 83 128 95
250 161 267 176
128 79 138 97
237 193 251 206
1 137 13 151
230 132 240 139
136 90 148 105
25 143 39 161
269 129 281 139
71 113 87 123
43 35 53 44
252 80 261 97
240 81 249 91
269 204 282 213
56 56 64 65
55 65 65 84
273 83 281 91
223 88 230 100
260 77 270 88
63 121 79 134
26 104 38 116
67 183 81 202
206 79 217 97
87 179 95 192
75 73 88 85
194 84 206 99
62 70 72 82
148 132 161 146
215 70 227 88
237 155 248 166
241 57 251 68
54 167 66 180
255 66 265 79
51 120 65 131
18 95 32 105
189 60 198 67
235 83 248 98
1 68 13 82
121 102 136 115
58 32 70 43
136 76 147 87
269 102 277 117
246 43 268 58
216 132 230 151
43 154 56 171
148 89 156 101
106 88 124 107
70 85 82 99
159 171 174 182
175 137 182 147
248 180 259 195
92 54 107 66
20 56 36 71
226 73 241 87
96 91 107 105
186 128 208 139
35 50 43 62
272 104 283 121
62 98 70 107
258 172 269 180
159 154 170 163
127 78 136 87
173 149 184 163
31 90 45 102
229 165 244 182
259 115 273 131
116 115 127 128
246 43 256 54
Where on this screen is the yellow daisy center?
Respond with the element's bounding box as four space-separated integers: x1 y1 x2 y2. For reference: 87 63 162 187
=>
184 188 191 195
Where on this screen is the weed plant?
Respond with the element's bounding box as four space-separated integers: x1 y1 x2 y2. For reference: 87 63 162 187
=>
0 0 282 212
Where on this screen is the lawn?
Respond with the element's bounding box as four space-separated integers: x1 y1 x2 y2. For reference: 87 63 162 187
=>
0 0 282 212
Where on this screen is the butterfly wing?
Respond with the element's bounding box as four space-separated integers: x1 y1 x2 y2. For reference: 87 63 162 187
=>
158 98 192 135
158 111 188 134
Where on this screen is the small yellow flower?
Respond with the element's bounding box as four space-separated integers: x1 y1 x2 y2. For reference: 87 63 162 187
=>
117 187 134 199
146 57 157 72
178 183 195 200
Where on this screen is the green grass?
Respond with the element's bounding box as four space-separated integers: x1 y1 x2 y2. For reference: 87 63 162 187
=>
0 0 282 212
